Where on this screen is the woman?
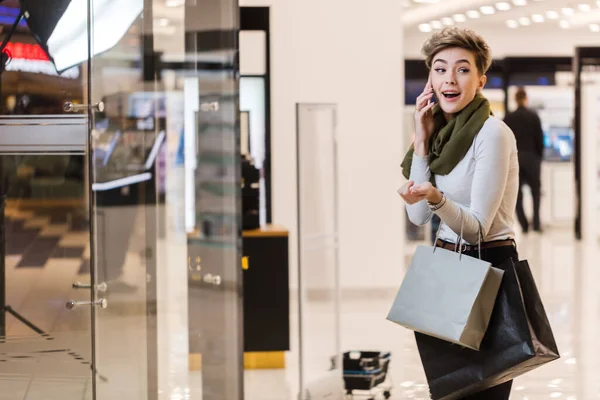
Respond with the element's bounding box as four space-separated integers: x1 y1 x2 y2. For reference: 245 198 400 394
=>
398 27 519 399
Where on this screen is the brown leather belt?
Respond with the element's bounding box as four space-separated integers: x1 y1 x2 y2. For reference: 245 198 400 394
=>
436 239 515 253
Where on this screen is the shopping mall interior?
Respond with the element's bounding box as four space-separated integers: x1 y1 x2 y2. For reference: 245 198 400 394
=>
0 0 596 399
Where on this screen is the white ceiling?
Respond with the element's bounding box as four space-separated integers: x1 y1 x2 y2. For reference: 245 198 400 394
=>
403 0 600 32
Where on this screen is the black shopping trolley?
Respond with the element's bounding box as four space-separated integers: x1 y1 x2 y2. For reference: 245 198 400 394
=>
332 351 393 399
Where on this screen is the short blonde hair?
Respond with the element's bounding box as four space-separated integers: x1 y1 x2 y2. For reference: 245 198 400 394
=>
422 27 492 75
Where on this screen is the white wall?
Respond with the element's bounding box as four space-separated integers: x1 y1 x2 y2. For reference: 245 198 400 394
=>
239 0 406 290
404 25 600 58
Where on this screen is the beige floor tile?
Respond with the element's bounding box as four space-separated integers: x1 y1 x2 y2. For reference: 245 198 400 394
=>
39 224 70 237
23 217 51 229
59 233 90 247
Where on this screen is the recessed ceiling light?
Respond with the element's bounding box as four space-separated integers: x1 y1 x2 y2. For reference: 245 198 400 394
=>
532 14 545 22
559 20 571 28
590 23 600 31
431 20 444 29
441 17 455 25
512 0 527 6
578 3 592 11
419 23 433 32
546 10 560 19
158 18 170 27
506 19 519 28
453 13 467 22
561 7 574 15
480 5 496 14
519 16 531 25
166 0 185 6
466 10 481 18
496 2 512 10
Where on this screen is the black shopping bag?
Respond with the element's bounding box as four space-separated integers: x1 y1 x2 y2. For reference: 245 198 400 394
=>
415 258 560 400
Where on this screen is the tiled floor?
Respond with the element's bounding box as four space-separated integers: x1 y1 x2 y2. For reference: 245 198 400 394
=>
243 227 591 400
0 202 146 400
0 199 593 400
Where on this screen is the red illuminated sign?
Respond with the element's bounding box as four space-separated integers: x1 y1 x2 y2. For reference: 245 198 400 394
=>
5 42 48 61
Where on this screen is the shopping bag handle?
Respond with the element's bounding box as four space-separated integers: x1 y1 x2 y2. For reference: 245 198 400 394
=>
432 207 482 260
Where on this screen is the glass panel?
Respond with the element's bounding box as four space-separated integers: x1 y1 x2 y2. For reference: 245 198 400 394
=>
184 1 243 398
295 103 342 399
88 2 154 399
89 0 243 399
0 2 93 399
0 152 92 400
1 2 84 116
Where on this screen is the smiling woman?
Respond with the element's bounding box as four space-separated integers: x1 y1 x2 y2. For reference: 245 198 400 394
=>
430 47 487 120
398 27 521 400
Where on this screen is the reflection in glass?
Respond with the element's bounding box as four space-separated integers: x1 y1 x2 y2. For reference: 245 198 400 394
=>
22 0 143 73
0 145 92 400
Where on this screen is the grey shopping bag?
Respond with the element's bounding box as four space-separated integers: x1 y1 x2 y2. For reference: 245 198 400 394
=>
387 219 504 350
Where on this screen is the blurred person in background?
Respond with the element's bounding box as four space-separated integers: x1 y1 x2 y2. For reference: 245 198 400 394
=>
503 87 544 233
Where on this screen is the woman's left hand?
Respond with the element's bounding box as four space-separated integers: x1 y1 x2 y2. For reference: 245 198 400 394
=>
410 182 443 204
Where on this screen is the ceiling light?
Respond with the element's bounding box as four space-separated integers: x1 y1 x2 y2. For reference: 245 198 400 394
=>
413 0 441 3
158 18 170 27
561 7 574 15
597 0 600 7
532 14 545 22
496 2 512 10
519 16 531 25
512 0 527 5
590 23 600 31
166 0 185 6
559 20 571 28
466 10 481 18
431 20 443 29
546 10 560 19
419 23 433 32
453 13 467 22
480 5 496 14
441 17 455 25
579 3 592 11
506 19 519 28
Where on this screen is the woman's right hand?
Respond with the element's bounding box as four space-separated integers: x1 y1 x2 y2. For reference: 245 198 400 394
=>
413 74 436 156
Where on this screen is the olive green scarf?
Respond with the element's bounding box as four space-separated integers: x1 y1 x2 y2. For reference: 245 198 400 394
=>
401 92 492 183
